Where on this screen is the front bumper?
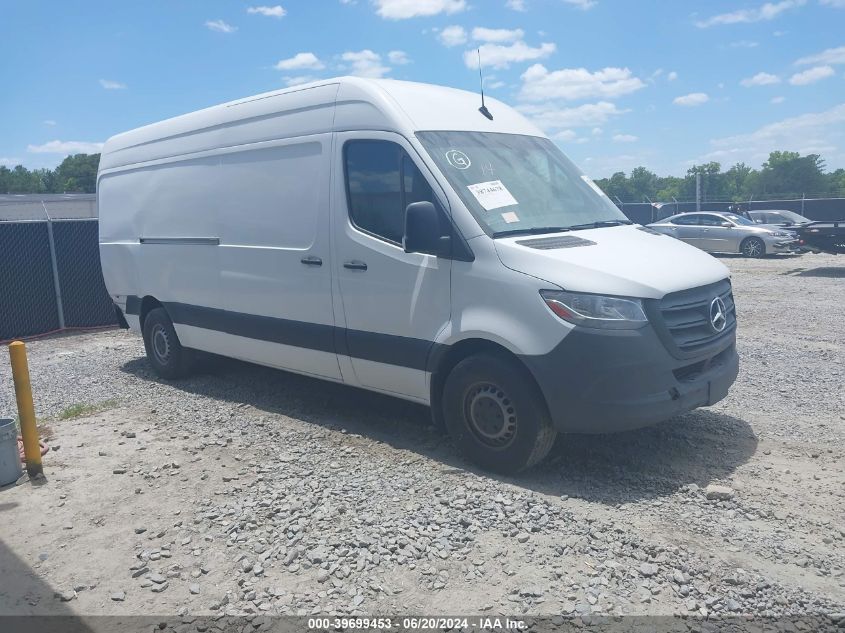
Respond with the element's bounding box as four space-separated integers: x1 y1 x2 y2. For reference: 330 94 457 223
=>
766 237 801 252
520 324 739 434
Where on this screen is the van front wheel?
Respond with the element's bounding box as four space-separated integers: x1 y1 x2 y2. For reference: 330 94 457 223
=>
142 307 195 379
442 353 557 474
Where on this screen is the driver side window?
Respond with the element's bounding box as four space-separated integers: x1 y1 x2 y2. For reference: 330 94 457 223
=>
344 140 436 244
673 215 702 226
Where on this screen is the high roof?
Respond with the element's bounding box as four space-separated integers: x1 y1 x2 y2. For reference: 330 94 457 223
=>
99 77 544 171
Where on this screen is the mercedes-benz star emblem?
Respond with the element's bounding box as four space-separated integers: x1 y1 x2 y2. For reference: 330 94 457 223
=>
709 297 727 333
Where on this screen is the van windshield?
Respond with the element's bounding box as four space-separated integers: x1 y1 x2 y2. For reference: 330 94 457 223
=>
416 131 628 237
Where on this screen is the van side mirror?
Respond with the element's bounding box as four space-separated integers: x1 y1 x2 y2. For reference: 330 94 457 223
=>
404 201 444 256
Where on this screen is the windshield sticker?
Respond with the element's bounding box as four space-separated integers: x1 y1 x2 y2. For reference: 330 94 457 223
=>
581 174 610 199
445 149 471 170
501 211 520 224
467 180 518 211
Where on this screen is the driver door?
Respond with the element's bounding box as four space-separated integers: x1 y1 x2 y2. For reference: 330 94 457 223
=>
332 131 451 401
699 214 735 252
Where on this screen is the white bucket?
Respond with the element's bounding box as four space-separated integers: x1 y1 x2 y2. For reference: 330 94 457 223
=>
0 418 23 486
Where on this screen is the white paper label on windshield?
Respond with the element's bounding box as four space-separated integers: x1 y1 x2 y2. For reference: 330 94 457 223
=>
501 211 520 224
467 180 518 211
581 174 610 199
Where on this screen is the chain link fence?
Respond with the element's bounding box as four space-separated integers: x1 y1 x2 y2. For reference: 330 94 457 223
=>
0 207 116 341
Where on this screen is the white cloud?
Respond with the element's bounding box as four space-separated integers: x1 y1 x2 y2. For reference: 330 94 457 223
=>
673 92 709 107
771 96 786 104
563 0 597 9
794 45 845 66
247 5 286 18
342 49 390 78
613 134 638 143
205 19 237 33
274 52 325 71
99 79 126 90
27 140 104 154
789 65 835 85
282 75 319 87
730 40 759 48
43 120 57 126
696 0 806 27
439 25 467 47
591 127 603 135
388 50 411 65
667 71 678 81
518 64 645 102
554 129 578 141
702 102 845 166
1 157 23 166
518 101 629 131
472 27 525 43
740 72 781 87
373 0 467 19
506 0 527 10
467 41 556 70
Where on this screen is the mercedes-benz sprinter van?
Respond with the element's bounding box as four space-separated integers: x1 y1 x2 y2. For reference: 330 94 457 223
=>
99 77 739 473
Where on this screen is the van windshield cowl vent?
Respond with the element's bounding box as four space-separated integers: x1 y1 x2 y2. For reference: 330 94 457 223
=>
516 235 597 250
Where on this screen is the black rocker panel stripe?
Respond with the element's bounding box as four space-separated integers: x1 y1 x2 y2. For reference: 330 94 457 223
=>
124 297 439 372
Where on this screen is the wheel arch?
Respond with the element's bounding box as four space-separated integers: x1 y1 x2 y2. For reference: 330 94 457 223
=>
139 296 164 329
428 337 547 430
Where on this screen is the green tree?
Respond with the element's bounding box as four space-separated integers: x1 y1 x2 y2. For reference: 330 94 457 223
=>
685 162 725 201
628 166 660 201
54 153 100 192
0 154 101 194
759 151 827 197
723 163 753 200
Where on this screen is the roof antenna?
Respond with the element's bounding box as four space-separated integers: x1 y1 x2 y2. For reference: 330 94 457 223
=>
477 48 493 121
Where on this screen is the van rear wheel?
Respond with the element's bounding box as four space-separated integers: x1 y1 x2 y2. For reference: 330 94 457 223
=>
142 307 195 379
442 353 557 474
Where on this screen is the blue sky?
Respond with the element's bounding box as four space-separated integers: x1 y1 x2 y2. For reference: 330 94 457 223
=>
1 0 843 177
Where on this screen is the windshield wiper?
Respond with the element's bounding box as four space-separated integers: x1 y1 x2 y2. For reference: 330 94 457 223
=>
565 220 633 231
492 226 572 238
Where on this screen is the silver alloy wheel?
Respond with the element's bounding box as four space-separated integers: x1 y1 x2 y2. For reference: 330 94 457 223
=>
151 323 171 364
464 383 517 448
742 238 763 257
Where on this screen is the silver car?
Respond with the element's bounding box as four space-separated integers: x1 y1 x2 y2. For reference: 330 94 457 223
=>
648 211 799 258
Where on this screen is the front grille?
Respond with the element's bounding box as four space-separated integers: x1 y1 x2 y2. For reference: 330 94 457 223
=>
656 279 736 356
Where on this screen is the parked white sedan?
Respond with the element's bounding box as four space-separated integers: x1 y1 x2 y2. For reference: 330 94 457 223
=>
648 212 800 258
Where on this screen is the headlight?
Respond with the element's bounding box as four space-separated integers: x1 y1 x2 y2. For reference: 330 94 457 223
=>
540 290 648 329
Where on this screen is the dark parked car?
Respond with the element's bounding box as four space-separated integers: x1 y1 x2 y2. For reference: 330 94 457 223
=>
794 221 845 255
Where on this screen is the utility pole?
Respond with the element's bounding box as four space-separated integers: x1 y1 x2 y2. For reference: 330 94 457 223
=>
695 173 702 211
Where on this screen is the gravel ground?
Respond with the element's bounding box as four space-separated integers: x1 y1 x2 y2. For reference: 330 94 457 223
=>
0 252 843 624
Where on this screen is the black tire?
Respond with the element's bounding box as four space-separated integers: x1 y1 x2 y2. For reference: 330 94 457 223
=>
142 307 195 379
740 236 766 258
442 353 557 474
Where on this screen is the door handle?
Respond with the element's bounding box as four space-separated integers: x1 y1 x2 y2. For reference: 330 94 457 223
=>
343 260 368 271
300 256 323 266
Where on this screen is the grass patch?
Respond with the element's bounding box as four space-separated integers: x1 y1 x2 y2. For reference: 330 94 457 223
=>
57 399 120 420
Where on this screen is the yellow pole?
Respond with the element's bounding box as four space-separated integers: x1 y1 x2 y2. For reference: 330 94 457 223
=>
8 341 42 477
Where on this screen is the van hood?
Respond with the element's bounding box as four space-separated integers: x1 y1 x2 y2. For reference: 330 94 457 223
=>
493 225 729 299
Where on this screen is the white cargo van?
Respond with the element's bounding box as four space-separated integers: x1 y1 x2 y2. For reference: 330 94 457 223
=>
99 77 739 473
